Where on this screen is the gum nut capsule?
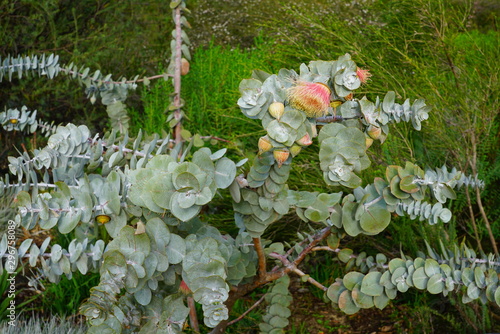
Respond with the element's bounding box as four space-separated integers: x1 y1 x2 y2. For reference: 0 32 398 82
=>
296 133 313 146
367 125 382 140
258 136 273 155
268 102 285 120
287 81 331 118
273 149 290 168
181 58 190 75
365 137 374 149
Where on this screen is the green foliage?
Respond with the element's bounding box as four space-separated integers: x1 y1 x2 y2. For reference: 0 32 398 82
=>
1 1 499 333
0 106 56 136
3 53 497 333
328 241 500 315
0 52 144 133
129 38 281 150
259 275 292 333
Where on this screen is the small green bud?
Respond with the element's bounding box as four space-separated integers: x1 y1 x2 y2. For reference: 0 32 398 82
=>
290 145 302 157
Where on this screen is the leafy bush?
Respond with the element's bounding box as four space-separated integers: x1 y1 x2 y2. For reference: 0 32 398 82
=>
1 1 499 333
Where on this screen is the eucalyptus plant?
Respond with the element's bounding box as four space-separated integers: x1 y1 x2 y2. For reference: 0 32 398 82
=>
1 2 499 334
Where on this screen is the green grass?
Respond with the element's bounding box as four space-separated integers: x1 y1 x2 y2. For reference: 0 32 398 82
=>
35 271 100 317
182 39 276 141
128 75 171 136
129 37 281 145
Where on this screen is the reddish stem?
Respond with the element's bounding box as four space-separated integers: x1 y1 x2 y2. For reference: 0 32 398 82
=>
209 226 333 333
253 237 267 278
187 296 200 333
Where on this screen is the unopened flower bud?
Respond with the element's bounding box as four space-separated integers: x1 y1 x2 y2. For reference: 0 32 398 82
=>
367 125 382 140
290 145 302 157
268 102 285 120
273 149 290 168
296 133 312 146
288 81 331 118
258 136 273 155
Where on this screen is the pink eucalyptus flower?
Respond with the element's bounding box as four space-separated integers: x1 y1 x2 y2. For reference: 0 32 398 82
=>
287 81 331 118
356 67 372 84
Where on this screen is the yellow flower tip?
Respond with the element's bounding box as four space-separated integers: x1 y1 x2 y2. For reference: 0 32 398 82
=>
287 81 331 118
9 119 19 124
95 214 111 224
258 136 273 155
356 67 372 84
273 148 290 168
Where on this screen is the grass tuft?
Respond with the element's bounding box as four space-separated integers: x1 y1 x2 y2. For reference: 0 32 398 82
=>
0 314 86 334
